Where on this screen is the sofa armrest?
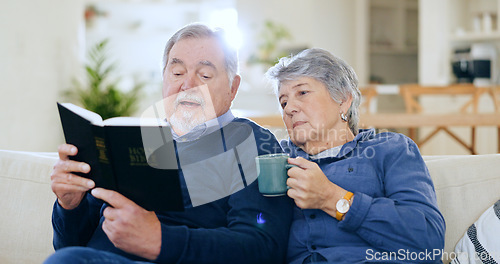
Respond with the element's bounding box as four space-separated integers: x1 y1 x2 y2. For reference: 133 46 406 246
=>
0 150 58 263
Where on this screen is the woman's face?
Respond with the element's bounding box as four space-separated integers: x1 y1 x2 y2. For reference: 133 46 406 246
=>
278 77 348 151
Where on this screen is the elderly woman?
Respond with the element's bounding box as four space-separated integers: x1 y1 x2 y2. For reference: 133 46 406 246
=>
266 48 445 264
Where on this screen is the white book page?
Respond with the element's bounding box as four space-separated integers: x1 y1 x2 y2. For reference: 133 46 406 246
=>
103 117 167 127
62 103 104 126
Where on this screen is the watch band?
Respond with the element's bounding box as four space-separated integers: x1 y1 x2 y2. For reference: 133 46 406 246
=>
335 191 354 221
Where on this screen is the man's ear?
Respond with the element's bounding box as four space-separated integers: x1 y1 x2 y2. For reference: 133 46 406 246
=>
230 75 241 101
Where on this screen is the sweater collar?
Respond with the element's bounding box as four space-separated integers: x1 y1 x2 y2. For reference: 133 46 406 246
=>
282 128 376 160
170 110 235 142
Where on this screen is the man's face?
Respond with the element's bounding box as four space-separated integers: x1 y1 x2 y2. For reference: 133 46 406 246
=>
162 37 239 135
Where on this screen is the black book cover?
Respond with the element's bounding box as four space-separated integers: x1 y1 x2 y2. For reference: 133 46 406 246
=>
57 102 184 212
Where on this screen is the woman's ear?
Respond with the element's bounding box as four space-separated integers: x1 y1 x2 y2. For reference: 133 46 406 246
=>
341 95 353 113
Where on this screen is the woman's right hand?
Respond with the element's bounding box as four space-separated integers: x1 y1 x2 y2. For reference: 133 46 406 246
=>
50 144 95 210
286 157 347 218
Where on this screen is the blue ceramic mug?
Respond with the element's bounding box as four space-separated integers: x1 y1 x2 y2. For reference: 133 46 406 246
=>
255 153 296 196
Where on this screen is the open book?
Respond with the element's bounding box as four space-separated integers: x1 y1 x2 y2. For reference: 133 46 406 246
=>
57 102 183 212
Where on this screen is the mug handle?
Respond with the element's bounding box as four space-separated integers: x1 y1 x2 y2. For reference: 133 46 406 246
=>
284 164 298 190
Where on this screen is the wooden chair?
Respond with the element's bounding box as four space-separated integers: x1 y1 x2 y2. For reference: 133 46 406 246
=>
398 84 492 154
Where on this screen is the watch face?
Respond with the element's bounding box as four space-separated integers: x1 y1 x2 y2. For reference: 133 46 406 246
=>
336 199 350 214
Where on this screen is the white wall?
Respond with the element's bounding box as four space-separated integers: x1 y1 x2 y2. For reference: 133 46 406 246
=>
0 0 83 151
419 0 451 85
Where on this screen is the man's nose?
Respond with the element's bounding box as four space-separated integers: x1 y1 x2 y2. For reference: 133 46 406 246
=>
181 73 201 91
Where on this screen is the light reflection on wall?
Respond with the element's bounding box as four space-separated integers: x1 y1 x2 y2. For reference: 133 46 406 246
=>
209 8 243 50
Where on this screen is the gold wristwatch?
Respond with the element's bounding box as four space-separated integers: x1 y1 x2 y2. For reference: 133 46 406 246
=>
335 191 354 221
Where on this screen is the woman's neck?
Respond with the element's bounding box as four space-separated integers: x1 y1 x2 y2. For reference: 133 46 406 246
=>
299 127 355 155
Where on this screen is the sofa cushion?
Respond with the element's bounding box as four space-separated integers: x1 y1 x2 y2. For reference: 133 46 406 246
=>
0 150 57 264
424 154 500 263
452 200 500 264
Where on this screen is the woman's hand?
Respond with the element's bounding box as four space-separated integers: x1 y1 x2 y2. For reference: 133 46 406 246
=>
286 157 348 217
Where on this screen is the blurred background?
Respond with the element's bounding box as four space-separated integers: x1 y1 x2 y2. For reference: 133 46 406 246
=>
1 0 499 155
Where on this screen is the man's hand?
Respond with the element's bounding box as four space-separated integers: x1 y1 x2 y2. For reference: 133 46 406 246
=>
91 188 162 261
51 144 94 210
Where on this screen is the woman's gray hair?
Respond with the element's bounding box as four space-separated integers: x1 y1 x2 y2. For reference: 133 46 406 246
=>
266 48 361 135
162 23 239 84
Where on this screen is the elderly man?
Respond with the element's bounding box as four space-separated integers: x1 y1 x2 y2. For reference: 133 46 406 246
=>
45 23 292 264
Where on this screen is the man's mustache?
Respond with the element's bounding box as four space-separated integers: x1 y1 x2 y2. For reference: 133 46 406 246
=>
174 92 205 109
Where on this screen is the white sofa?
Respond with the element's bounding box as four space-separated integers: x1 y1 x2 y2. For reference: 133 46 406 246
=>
0 150 499 263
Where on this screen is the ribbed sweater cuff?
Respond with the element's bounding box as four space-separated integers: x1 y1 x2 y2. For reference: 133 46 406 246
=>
338 191 372 232
155 224 189 263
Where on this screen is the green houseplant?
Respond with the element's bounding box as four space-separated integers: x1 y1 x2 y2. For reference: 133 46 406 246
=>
247 20 293 68
65 39 144 119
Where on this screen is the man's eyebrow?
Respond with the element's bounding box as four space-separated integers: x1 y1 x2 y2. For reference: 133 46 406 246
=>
199 60 217 70
168 59 216 70
168 58 184 66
